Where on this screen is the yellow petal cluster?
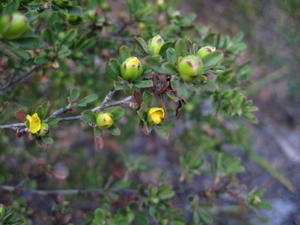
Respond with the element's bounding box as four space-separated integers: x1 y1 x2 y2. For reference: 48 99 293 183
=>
26 113 41 134
148 107 165 125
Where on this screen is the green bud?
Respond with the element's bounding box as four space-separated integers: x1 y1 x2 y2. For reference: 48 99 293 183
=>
87 9 97 20
178 55 203 82
197 46 216 58
184 103 194 112
38 122 49 136
148 35 164 55
1 13 29 40
0 15 10 38
100 2 111 12
120 57 143 81
96 112 113 129
58 32 66 41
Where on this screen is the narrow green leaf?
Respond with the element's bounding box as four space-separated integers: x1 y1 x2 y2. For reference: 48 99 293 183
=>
134 80 153 88
202 51 224 71
70 88 80 101
119 45 131 61
77 94 98 107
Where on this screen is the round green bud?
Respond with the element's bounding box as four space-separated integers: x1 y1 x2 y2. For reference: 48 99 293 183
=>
178 55 203 82
38 122 49 136
1 13 29 40
184 103 194 112
120 57 143 82
148 35 164 55
100 2 111 12
0 15 10 38
96 112 113 129
87 9 97 20
197 46 216 58
57 32 66 41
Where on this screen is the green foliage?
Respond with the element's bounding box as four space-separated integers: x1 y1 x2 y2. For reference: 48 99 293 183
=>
0 0 271 224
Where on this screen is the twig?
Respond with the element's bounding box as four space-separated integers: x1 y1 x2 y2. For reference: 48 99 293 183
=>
0 185 135 196
105 35 133 43
0 65 42 96
0 94 135 132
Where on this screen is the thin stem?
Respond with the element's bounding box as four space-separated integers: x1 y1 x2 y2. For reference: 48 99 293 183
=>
0 185 135 196
0 65 42 96
0 93 135 132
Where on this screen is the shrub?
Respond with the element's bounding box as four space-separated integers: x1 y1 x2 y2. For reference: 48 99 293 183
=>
0 0 269 224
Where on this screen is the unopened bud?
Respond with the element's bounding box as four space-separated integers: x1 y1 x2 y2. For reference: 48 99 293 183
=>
148 35 164 55
197 46 216 58
120 57 143 81
178 55 203 82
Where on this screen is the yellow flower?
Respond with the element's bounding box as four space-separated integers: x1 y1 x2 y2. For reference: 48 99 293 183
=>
148 107 165 125
26 113 42 134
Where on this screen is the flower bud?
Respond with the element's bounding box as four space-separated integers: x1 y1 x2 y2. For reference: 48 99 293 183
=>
38 122 49 136
0 15 10 38
148 35 164 55
197 46 216 58
1 13 29 40
138 22 146 30
178 55 203 82
96 112 113 129
26 113 41 134
120 57 143 82
100 2 111 12
148 107 165 125
87 9 97 21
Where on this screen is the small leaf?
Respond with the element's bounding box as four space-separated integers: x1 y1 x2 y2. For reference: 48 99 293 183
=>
61 29 78 45
143 91 152 107
58 47 72 58
144 55 163 73
134 80 153 88
82 110 96 123
34 55 48 65
106 59 120 80
202 52 224 71
110 107 125 121
158 186 175 200
70 88 80 101
119 45 131 61
166 48 177 64
174 39 187 57
77 94 98 107
135 37 149 54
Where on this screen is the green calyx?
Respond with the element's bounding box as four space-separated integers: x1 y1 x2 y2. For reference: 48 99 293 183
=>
197 45 216 58
0 13 29 40
178 55 203 82
87 10 97 20
38 122 49 136
120 57 143 82
148 35 164 55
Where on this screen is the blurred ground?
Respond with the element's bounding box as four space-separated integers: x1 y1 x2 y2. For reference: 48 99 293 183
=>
182 0 300 224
